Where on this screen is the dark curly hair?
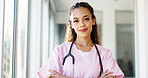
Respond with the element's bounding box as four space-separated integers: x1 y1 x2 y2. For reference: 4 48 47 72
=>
64 2 101 45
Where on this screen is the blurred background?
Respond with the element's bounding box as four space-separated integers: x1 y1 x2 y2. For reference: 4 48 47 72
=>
0 0 148 78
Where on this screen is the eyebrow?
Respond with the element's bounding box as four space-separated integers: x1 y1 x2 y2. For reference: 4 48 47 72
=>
73 15 90 19
83 15 89 18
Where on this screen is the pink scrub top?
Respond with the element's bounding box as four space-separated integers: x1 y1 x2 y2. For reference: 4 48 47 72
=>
37 42 124 78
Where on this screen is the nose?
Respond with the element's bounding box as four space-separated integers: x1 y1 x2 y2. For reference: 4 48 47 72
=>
79 20 85 27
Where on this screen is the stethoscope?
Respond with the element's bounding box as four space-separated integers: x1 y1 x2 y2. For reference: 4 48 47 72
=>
62 41 103 77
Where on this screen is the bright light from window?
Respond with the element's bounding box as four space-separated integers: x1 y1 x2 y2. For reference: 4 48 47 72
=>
16 0 28 78
3 0 14 78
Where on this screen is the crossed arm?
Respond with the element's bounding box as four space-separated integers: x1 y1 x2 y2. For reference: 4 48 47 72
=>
47 69 116 78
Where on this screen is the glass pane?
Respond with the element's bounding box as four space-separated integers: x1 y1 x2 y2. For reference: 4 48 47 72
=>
0 1 4 77
16 0 28 78
98 24 102 43
116 11 135 78
3 0 14 78
57 24 66 44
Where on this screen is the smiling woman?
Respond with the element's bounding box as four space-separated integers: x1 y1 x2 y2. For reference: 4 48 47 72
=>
38 2 124 78
70 7 95 41
1 0 148 78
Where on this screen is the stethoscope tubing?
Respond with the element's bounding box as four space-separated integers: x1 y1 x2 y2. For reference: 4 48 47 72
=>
62 41 103 77
62 40 75 65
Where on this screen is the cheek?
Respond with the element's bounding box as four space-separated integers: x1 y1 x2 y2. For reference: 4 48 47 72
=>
89 26 93 32
74 26 79 32
72 24 78 29
88 24 93 33
88 23 93 29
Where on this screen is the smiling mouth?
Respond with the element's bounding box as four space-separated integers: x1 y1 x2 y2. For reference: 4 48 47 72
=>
79 28 88 32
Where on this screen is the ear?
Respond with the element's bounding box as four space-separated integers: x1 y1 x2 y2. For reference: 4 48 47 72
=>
92 18 96 25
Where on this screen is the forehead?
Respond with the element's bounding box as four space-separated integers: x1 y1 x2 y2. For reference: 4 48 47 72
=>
71 7 91 18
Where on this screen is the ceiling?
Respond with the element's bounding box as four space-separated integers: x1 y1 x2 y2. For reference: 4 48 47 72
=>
51 0 134 24
52 0 134 12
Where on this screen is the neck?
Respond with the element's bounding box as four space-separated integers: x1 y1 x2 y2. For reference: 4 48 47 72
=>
74 35 93 47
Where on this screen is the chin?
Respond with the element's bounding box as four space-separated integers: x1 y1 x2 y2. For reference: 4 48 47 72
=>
77 33 90 38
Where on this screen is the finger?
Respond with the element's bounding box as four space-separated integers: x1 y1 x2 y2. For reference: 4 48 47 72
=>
48 70 56 73
101 71 113 77
101 69 109 77
104 69 109 73
48 74 57 78
103 75 114 78
47 74 55 78
106 71 113 75
48 70 58 74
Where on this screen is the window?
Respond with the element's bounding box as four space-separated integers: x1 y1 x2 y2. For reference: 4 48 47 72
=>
2 0 14 78
0 0 4 77
16 0 28 78
116 11 135 78
1 0 29 78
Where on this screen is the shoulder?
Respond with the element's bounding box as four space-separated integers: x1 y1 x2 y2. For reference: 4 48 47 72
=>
55 42 72 49
53 42 72 54
95 44 113 57
95 44 110 53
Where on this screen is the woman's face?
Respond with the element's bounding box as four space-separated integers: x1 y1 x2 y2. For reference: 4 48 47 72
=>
70 7 95 37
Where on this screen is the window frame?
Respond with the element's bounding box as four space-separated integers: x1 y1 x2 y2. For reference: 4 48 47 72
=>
0 0 5 78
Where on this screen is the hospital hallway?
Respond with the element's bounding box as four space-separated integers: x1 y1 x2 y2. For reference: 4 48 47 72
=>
0 0 148 78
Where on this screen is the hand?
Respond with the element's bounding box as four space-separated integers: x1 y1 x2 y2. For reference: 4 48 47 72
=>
47 70 71 78
100 69 115 78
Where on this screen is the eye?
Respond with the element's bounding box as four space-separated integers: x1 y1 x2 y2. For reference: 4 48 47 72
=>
73 20 79 23
84 18 90 21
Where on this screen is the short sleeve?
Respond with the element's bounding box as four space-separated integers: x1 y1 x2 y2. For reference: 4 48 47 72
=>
103 49 124 78
37 46 62 78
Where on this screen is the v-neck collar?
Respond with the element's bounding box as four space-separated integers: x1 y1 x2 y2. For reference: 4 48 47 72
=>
73 43 95 54
71 43 96 61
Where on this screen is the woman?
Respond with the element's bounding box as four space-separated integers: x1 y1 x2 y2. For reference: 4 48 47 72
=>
38 2 124 78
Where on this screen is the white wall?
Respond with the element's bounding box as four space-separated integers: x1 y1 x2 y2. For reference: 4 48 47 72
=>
28 0 41 78
135 0 148 77
41 0 50 66
28 0 55 78
145 0 148 75
49 14 55 56
102 9 115 58
55 11 102 24
53 0 133 11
